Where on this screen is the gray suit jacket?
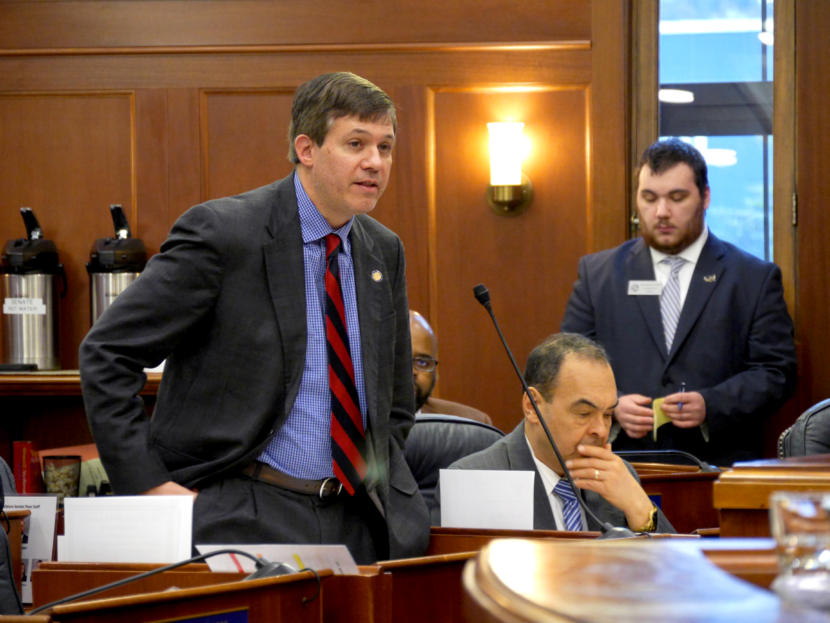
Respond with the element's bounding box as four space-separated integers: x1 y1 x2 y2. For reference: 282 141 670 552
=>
445 424 675 533
562 232 796 466
80 173 429 558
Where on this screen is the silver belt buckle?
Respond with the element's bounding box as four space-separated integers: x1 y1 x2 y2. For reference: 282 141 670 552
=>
319 477 343 499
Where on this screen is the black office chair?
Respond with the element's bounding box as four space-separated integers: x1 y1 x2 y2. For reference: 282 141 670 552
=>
778 398 830 458
404 414 505 524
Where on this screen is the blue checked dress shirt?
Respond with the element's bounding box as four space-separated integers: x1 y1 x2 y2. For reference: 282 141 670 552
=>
257 173 367 479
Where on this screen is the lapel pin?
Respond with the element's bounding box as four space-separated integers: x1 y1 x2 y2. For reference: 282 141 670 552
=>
703 274 717 283
371 270 383 283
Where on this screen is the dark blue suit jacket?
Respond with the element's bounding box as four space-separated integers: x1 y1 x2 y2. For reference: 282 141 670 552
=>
562 232 796 466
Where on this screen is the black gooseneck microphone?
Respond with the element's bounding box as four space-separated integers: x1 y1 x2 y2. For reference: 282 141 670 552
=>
472 283 635 539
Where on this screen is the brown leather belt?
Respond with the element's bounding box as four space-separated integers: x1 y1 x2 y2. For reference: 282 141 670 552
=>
242 462 343 499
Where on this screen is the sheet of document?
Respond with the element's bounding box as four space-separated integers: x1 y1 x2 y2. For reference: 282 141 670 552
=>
196 543 359 575
5 494 59 603
60 495 193 563
439 469 534 530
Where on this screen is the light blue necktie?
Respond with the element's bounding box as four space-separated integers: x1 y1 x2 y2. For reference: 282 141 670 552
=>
660 256 686 351
553 479 583 531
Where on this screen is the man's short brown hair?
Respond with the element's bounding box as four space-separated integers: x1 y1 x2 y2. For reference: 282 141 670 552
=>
288 72 396 163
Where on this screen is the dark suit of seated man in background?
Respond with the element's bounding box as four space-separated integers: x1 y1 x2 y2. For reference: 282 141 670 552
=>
561 139 796 466
410 310 493 425
445 333 675 533
79 72 429 564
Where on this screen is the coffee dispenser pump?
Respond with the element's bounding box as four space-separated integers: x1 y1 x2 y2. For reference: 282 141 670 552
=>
86 204 147 324
1 207 67 371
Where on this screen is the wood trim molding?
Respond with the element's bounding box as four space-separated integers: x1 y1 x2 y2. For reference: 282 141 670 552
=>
629 0 659 240
773 0 796 321
0 41 591 58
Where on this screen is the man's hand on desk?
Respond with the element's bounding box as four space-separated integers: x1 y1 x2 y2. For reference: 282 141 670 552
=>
144 481 198 498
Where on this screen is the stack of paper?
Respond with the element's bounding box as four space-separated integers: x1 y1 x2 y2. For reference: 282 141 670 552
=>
59 496 193 563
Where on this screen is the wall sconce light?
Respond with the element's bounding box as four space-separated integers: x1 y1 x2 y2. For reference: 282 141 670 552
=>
487 122 533 216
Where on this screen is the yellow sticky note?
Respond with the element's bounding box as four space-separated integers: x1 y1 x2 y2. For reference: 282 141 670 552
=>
653 397 672 441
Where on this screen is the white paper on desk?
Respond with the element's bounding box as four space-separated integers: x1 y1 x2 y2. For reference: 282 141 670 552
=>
440 469 534 530
5 494 59 604
196 543 359 575
60 495 192 563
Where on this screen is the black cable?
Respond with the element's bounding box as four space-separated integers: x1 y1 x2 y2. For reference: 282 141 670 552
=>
614 449 720 472
299 567 321 604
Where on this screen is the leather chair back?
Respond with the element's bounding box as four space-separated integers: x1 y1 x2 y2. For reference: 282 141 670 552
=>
405 414 505 524
778 398 830 458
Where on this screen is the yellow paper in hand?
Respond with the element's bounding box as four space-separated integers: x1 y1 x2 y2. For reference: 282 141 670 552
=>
652 397 672 441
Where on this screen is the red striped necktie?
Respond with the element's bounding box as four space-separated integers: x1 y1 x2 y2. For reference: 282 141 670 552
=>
324 233 367 495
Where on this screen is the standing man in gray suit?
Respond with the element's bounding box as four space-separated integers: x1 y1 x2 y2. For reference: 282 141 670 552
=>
80 72 430 563
562 139 796 466
446 333 674 533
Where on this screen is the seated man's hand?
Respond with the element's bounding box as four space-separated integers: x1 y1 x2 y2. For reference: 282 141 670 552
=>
615 394 654 439
143 481 198 498
566 443 655 531
661 390 706 428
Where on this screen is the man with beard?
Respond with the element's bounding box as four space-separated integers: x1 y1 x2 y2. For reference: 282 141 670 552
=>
561 138 796 466
409 310 492 424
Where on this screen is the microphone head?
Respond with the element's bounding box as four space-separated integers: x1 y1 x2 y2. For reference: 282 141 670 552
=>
597 524 637 539
472 283 491 308
245 561 297 580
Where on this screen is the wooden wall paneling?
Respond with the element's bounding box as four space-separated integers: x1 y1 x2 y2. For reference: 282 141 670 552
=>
0 92 135 369
796 2 830 406
589 0 631 253
164 89 203 241
431 87 589 431
383 85 431 317
0 0 606 455
134 89 170 255
0 48 591 93
200 89 295 203
0 0 590 49
762 0 800 456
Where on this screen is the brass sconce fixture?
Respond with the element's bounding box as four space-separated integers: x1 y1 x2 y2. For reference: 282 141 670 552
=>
487 122 533 216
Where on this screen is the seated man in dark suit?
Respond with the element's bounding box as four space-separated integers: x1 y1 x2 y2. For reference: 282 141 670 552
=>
446 333 674 533
410 310 493 424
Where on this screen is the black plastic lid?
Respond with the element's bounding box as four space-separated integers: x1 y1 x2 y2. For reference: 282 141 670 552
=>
86 204 147 273
1 207 61 274
87 237 147 273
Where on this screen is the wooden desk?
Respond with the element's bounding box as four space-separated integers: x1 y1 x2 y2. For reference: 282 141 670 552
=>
463 538 829 623
427 526 597 556
633 462 721 533
40 570 325 622
24 533 789 623
32 562 244 608
714 454 830 537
